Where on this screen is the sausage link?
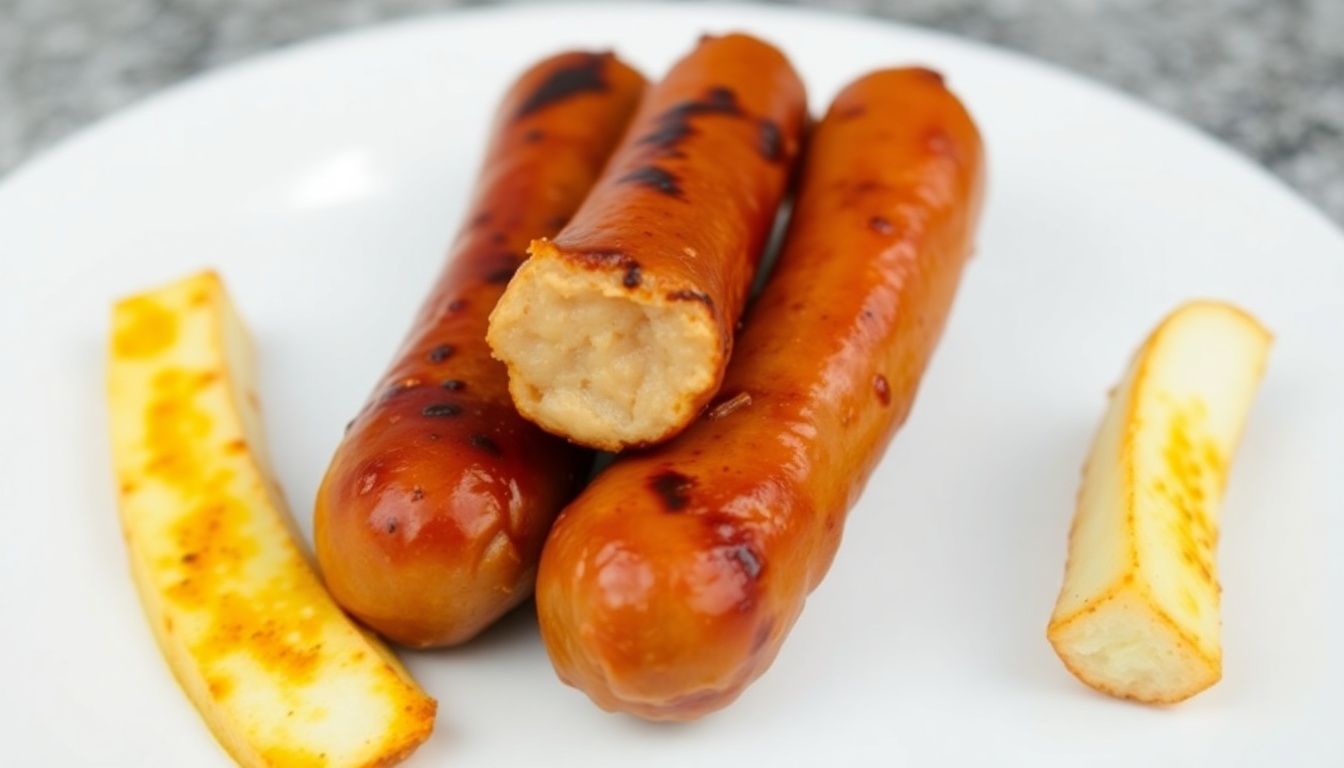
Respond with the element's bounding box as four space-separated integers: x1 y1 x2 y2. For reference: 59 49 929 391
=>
535 67 986 719
487 33 807 451
314 52 646 648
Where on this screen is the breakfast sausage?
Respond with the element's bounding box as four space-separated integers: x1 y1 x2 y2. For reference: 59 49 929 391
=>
535 67 986 719
486 33 807 451
313 51 646 648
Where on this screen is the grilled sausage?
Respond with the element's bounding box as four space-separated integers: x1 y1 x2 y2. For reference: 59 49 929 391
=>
314 51 646 648
535 67 986 719
486 33 807 451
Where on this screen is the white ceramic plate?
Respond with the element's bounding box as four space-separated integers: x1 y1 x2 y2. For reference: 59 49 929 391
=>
1 2 1340 765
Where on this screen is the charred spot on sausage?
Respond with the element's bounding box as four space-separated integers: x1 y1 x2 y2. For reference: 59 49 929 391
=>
638 86 743 154
485 253 524 284
427 344 455 363
440 379 466 391
621 165 683 198
667 289 713 308
638 118 694 150
868 215 894 234
571 250 649 285
650 471 695 512
515 53 609 119
422 403 463 418
486 265 519 284
469 434 502 456
757 119 783 162
703 86 739 113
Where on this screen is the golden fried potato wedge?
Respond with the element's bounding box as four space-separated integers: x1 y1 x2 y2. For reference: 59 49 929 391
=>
1047 300 1270 703
108 270 436 767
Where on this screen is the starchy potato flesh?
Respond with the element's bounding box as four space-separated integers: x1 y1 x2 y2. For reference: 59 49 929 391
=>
1047 300 1270 703
108 270 436 767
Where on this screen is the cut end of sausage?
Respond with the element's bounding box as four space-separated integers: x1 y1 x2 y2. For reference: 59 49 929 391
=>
487 243 720 451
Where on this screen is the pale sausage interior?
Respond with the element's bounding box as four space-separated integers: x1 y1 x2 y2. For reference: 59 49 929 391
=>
488 255 717 450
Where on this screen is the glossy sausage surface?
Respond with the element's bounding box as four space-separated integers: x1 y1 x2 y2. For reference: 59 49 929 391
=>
535 67 986 719
487 33 807 451
314 51 646 648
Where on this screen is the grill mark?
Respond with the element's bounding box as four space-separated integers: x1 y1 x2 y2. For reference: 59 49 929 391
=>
667 289 713 308
757 118 782 162
649 471 694 512
620 165 683 197
427 344 455 364
469 434 501 456
422 403 463 418
637 86 743 156
515 53 610 119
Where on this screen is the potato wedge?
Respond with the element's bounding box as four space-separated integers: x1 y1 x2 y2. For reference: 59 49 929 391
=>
1047 300 1270 703
108 270 436 767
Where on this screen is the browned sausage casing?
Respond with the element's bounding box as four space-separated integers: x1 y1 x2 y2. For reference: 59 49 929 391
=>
313 52 646 648
535 67 986 719
487 33 807 451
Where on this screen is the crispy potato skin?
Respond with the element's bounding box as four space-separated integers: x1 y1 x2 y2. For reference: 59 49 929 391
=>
488 32 808 450
314 52 646 648
536 67 986 720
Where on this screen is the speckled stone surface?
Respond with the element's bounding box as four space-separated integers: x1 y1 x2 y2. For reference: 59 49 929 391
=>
2 0 1341 226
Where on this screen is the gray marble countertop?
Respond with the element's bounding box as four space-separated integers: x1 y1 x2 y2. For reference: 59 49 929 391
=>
2 0 1341 227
